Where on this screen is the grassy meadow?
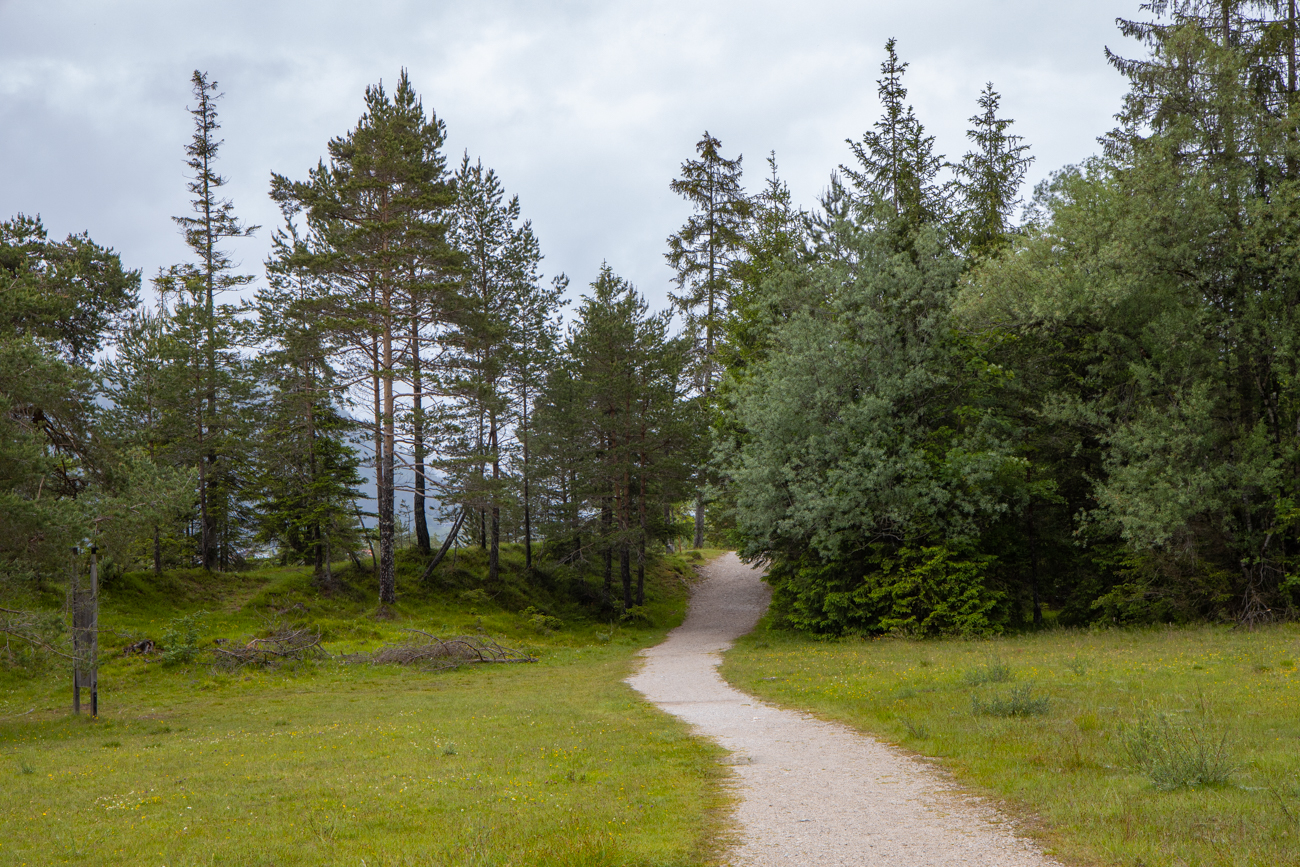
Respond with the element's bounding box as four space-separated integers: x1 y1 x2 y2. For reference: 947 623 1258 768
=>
722 619 1300 867
1 547 731 867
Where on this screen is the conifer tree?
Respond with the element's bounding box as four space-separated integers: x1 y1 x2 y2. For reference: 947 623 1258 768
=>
272 70 457 605
442 157 552 584
508 273 565 575
156 70 258 571
252 213 363 586
666 132 749 547
842 39 947 230
951 84 1033 258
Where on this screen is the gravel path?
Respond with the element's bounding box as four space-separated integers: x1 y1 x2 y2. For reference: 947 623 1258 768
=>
626 552 1061 867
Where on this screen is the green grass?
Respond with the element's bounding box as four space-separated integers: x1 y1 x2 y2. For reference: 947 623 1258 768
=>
722 619 1300 867
0 546 733 866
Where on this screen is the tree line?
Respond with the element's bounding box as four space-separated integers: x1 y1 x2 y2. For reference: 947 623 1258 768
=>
1 69 708 614
715 2 1300 633
8 1 1300 632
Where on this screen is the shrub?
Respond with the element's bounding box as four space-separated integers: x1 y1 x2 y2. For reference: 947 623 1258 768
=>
1122 710 1236 790
521 606 563 635
971 685 1050 717
962 658 1012 686
766 544 1009 636
160 611 206 665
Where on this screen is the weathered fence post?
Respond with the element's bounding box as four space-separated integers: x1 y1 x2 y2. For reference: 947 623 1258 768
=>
71 546 99 717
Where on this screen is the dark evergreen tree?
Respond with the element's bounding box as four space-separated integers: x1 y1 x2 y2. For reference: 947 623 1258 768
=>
666 131 749 547
155 70 259 571
842 39 948 231
951 84 1034 258
251 213 363 587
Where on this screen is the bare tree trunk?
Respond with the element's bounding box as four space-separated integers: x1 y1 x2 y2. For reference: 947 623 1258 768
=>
621 545 632 611
488 411 500 584
602 501 613 606
522 385 533 576
378 312 397 606
421 507 467 583
197 396 211 568
411 303 431 553
663 503 673 553
693 492 704 549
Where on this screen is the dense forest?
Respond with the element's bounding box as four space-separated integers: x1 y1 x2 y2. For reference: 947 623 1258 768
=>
5 1 1300 634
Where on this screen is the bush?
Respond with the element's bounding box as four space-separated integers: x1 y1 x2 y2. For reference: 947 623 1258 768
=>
160 611 206 665
971 685 1050 717
767 544 1009 636
1122 710 1236 790
520 606 562 635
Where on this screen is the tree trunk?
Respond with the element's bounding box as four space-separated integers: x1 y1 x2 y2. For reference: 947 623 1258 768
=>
636 537 646 607
621 545 632 611
411 304 430 553
1028 498 1042 626
602 501 613 606
522 386 533 576
371 335 383 571
421 507 467 584
664 503 673 553
693 492 704 549
488 411 500 584
378 312 396 606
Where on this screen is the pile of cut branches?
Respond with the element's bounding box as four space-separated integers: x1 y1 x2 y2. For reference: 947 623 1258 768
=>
364 630 536 671
210 627 326 669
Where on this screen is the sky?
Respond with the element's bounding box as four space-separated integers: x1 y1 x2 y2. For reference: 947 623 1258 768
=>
1 0 1142 318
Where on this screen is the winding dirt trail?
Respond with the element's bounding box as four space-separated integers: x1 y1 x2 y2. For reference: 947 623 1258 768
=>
627 552 1061 867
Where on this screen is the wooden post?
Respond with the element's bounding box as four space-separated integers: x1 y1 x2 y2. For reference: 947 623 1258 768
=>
89 547 99 717
71 546 100 717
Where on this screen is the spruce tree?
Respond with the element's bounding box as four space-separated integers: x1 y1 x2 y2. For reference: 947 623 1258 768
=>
157 70 258 571
842 39 947 230
666 131 749 547
252 213 363 586
507 273 565 576
951 84 1033 258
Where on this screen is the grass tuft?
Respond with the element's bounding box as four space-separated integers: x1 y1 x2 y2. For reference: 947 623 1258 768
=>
961 658 1012 686
1122 709 1236 790
971 684 1050 717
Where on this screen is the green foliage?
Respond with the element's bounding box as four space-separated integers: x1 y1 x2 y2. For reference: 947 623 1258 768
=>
520 605 562 634
0 213 141 364
971 684 1049 717
765 545 1008 636
1122 709 1237 791
159 610 207 665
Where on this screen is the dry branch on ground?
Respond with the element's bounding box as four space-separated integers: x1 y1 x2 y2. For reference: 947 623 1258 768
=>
361 630 537 671
210 627 326 669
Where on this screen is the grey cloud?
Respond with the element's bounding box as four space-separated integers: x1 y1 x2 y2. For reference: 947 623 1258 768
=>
2 0 1138 312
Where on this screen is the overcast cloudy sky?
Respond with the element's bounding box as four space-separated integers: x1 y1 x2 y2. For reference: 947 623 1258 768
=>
1 0 1140 315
